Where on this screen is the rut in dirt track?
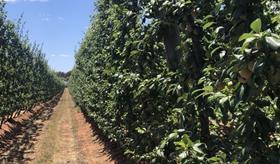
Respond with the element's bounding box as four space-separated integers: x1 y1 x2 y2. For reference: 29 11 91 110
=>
0 89 126 164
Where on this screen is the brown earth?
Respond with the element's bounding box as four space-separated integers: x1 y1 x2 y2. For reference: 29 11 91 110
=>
0 89 127 164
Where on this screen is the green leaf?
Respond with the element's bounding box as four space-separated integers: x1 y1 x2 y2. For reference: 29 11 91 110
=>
241 37 257 52
130 50 139 56
219 97 228 104
192 89 204 95
177 94 187 103
250 18 262 33
265 36 280 50
238 33 254 42
172 108 183 113
203 22 214 30
219 50 226 58
207 156 221 162
210 47 222 57
124 150 134 155
182 134 193 145
208 92 226 102
204 15 214 21
156 148 165 157
193 143 204 154
175 140 187 150
168 132 179 140
178 152 187 159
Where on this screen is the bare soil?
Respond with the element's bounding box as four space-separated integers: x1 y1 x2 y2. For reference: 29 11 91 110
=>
0 89 127 164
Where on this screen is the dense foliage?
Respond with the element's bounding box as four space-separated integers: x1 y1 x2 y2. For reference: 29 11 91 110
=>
0 3 64 127
69 0 280 163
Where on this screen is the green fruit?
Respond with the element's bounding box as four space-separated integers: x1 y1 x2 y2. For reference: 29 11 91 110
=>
238 76 248 84
239 68 252 80
227 81 233 86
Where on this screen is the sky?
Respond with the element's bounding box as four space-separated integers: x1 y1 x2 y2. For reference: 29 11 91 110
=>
4 0 94 72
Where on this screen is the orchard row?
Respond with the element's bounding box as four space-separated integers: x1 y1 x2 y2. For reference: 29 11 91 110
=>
0 3 64 127
69 0 280 163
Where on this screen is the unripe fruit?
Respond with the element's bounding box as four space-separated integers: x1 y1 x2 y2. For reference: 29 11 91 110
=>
238 76 248 84
227 81 233 86
239 68 252 80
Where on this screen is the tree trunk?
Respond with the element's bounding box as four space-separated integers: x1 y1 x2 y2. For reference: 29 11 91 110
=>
162 24 181 71
186 15 210 142
199 106 210 142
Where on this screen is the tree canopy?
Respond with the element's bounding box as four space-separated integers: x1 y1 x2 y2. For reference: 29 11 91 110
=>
69 0 280 163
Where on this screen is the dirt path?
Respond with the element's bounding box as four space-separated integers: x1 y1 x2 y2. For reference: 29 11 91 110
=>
0 95 60 163
0 89 123 164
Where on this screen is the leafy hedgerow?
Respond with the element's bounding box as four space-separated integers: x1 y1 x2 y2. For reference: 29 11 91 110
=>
0 2 64 126
70 0 280 163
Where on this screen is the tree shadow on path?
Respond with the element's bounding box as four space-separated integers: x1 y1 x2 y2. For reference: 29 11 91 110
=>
78 106 133 164
0 94 62 163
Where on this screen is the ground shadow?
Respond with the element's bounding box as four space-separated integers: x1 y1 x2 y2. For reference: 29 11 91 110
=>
78 107 133 164
0 93 63 163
